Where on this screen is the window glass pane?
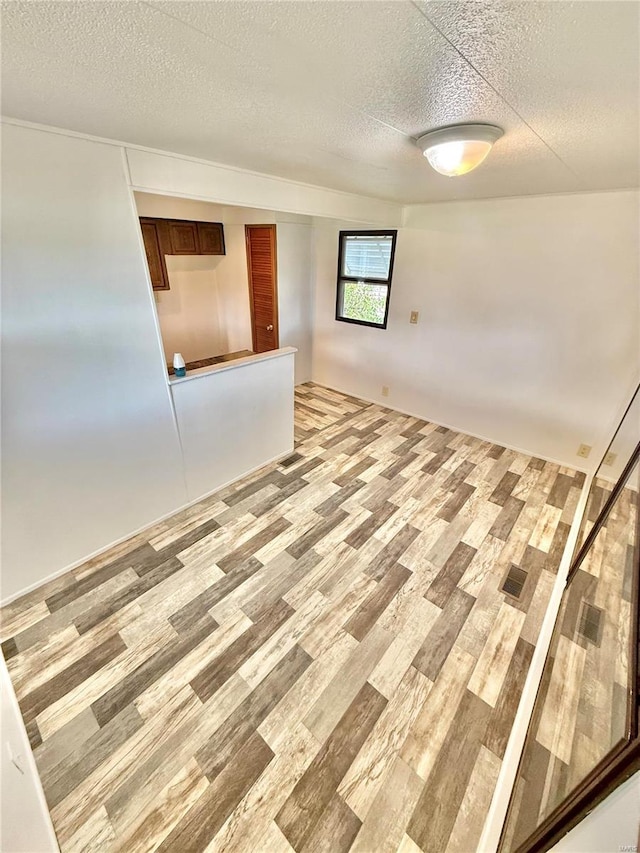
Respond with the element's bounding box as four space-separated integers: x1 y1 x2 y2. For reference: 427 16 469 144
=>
342 234 393 280
340 280 388 325
574 385 640 552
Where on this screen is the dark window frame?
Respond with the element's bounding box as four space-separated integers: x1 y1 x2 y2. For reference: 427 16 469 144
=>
335 229 398 329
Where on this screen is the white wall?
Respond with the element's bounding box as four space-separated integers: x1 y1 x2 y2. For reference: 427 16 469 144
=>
591 381 639 483
550 772 640 852
171 350 295 501
3 119 374 606
1 123 187 601
312 191 640 468
277 223 313 384
132 192 226 223
214 223 253 355
0 658 59 852
155 257 223 364
126 147 402 227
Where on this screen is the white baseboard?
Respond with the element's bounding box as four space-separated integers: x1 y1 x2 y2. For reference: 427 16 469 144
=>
0 450 290 609
316 382 589 474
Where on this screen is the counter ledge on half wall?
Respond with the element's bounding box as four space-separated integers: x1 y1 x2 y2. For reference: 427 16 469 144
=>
167 346 298 385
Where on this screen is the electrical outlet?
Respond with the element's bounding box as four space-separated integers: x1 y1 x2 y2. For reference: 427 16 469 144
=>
381 386 389 397
577 443 592 459
603 451 617 466
410 310 419 325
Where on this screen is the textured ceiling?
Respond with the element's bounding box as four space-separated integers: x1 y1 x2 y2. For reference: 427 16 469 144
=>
1 0 638 203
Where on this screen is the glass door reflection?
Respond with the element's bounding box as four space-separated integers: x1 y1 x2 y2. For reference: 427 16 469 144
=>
501 451 639 851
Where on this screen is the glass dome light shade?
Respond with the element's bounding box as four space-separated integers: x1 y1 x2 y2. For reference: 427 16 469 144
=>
416 124 504 177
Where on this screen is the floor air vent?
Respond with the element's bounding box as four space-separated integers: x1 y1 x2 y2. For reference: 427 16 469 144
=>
502 565 527 599
578 602 603 645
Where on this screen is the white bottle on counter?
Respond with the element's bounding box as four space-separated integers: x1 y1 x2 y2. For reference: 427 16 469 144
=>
173 353 186 377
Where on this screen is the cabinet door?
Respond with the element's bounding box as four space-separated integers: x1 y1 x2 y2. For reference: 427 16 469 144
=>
168 220 199 254
140 220 169 290
197 222 225 255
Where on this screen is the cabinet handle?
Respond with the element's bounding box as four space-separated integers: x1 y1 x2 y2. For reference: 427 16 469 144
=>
266 324 274 331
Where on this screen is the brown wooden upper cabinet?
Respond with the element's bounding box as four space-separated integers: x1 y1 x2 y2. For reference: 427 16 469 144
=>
168 220 199 255
140 218 170 291
139 217 225 290
197 222 225 255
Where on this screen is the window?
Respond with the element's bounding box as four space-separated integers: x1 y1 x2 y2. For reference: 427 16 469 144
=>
335 230 397 328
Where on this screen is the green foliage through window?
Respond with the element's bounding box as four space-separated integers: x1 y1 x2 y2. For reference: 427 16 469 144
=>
341 281 388 325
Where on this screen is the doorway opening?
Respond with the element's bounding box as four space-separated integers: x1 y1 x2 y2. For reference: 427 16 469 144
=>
135 193 283 375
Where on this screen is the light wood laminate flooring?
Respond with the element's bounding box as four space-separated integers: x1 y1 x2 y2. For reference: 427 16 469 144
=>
1 384 584 853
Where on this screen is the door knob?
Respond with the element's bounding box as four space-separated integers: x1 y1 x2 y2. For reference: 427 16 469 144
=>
266 324 274 331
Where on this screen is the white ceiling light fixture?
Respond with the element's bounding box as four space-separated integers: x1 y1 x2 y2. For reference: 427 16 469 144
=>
416 123 504 177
